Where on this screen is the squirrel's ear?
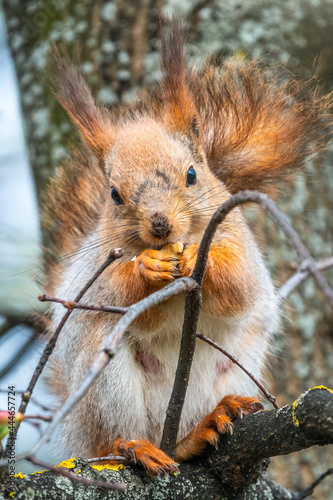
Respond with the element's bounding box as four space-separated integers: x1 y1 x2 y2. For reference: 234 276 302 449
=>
159 18 201 143
49 47 115 161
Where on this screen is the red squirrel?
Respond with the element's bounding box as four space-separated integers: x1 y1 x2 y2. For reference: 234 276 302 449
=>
43 20 327 475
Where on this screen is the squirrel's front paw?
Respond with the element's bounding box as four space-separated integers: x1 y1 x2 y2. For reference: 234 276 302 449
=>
179 244 199 277
136 249 181 284
111 438 179 476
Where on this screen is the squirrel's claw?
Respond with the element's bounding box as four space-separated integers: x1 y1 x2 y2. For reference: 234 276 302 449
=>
174 395 263 463
110 438 179 477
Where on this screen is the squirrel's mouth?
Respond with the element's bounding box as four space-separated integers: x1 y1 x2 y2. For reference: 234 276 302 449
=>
145 239 180 251
136 222 188 251
137 234 184 251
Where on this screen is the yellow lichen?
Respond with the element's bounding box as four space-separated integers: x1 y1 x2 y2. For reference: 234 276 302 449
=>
55 458 76 469
9 491 15 498
76 469 81 474
291 386 332 428
90 463 125 472
13 472 26 479
31 470 48 475
292 399 300 428
309 385 333 393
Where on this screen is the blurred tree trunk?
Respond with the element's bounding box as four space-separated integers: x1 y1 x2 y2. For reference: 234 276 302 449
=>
1 0 165 201
3 1 333 497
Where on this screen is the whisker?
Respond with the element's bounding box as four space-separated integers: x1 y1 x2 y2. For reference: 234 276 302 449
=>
178 190 226 215
51 224 138 263
177 185 225 214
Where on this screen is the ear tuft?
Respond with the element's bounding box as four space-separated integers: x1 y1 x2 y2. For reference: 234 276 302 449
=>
190 117 200 138
48 46 115 160
159 18 201 141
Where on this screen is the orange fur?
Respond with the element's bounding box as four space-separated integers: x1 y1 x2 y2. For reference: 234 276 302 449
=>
180 242 255 316
159 18 201 140
43 356 69 403
175 395 263 462
106 438 179 476
42 148 107 294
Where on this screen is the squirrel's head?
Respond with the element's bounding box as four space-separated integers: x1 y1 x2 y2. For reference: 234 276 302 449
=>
49 20 228 249
103 117 226 249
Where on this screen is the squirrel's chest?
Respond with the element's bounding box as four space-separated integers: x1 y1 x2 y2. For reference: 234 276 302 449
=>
127 310 266 443
131 332 237 443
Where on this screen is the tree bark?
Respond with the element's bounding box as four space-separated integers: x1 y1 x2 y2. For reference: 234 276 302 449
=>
2 0 163 199
1 388 332 499
0 470 297 500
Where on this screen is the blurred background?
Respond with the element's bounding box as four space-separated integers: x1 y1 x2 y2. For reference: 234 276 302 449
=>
0 1 332 497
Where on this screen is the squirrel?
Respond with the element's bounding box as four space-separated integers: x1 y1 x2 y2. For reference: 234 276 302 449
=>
43 19 328 475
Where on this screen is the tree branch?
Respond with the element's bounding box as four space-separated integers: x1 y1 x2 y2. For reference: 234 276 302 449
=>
296 467 333 500
28 455 126 492
4 388 332 499
160 286 202 456
38 294 129 315
198 386 333 494
278 256 333 305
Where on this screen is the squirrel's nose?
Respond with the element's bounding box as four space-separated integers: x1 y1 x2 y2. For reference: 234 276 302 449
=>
150 212 172 239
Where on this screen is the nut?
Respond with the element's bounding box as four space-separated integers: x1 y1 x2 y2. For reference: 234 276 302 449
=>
160 242 184 257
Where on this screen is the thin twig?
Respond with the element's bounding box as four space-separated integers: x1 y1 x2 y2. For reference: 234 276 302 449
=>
160 287 202 457
24 414 52 422
296 467 333 500
38 294 128 315
196 333 279 409
278 256 333 305
0 277 197 467
28 455 126 492
4 248 123 461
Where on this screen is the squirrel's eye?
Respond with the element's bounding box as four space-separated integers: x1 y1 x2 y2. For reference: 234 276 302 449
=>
111 187 124 205
186 166 197 187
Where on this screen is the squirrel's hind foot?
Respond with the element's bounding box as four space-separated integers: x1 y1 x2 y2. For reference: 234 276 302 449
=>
110 438 179 476
175 395 263 462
